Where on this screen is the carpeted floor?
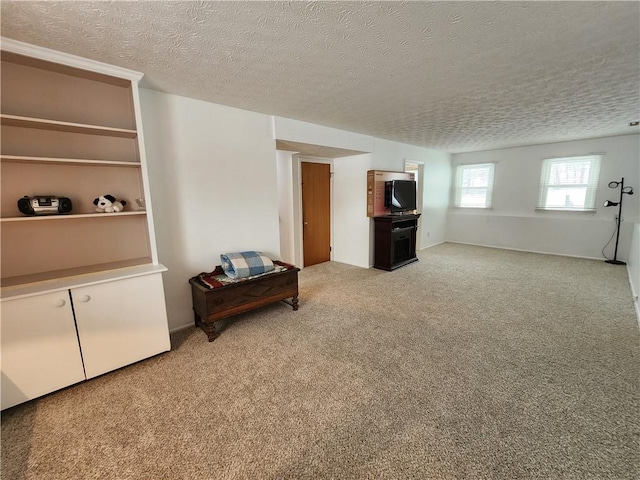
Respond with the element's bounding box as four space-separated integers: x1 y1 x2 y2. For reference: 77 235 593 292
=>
2 243 639 479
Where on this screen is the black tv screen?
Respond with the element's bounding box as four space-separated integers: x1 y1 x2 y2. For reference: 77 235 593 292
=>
387 180 417 213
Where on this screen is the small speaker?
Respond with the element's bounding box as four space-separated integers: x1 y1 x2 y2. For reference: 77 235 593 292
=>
58 197 72 214
17 196 73 216
17 197 34 215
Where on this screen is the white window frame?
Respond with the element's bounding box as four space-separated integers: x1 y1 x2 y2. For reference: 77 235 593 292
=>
454 163 495 209
537 155 601 212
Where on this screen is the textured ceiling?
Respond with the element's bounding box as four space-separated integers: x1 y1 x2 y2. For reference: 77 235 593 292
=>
1 1 639 153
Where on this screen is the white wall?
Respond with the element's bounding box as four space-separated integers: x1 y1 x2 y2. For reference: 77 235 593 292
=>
140 89 280 330
276 150 295 264
419 151 451 248
333 154 373 268
448 135 640 260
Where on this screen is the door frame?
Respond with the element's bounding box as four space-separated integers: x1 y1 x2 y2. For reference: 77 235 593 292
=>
292 155 334 268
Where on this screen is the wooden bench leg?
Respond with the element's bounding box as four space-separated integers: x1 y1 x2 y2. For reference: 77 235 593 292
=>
201 323 219 342
194 311 219 342
281 295 299 311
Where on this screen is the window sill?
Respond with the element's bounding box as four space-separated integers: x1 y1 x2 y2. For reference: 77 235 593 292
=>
535 208 596 214
453 206 493 210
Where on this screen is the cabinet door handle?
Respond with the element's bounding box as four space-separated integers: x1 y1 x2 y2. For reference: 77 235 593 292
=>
79 295 91 303
53 299 66 308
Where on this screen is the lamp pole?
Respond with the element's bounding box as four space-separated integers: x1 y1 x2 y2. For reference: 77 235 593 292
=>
606 177 625 265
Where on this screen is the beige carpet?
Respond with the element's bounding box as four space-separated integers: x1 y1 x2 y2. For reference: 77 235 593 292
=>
2 243 639 479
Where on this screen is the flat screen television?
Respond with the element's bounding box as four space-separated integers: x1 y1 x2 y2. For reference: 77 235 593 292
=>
385 180 417 213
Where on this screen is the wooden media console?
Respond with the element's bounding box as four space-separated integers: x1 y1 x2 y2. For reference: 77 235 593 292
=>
373 214 421 271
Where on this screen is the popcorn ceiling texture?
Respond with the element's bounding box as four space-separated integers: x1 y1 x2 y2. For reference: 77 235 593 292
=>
1 1 639 153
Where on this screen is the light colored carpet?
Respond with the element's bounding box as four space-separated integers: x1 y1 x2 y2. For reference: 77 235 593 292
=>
2 243 639 479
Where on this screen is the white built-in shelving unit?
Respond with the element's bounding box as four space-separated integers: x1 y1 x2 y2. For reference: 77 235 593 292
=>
0 38 170 410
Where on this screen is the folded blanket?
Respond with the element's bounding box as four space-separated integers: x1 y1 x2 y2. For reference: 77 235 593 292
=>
195 261 294 289
220 251 274 279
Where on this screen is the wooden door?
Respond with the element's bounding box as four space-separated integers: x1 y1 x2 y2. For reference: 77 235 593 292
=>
301 162 331 267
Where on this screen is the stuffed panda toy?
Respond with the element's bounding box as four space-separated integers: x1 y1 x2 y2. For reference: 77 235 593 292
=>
94 195 127 213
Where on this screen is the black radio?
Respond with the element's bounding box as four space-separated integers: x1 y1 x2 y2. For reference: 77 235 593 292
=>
18 196 73 216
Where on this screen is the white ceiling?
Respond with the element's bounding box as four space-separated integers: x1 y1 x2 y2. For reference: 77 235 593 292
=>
2 1 639 153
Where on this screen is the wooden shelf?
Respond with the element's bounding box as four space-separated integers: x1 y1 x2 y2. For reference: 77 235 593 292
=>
1 155 141 167
1 211 146 223
0 114 137 138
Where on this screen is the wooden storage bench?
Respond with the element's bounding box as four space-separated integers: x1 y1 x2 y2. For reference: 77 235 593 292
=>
189 262 299 341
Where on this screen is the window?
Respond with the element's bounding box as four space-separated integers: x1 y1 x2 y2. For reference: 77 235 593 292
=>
454 163 495 208
537 155 601 211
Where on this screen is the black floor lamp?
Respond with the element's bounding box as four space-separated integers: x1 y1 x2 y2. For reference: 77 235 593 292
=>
603 177 634 265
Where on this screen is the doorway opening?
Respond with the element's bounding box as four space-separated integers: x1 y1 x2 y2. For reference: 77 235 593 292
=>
404 160 424 249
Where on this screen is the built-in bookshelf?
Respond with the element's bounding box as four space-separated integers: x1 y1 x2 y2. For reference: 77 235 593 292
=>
0 42 157 288
1 38 170 411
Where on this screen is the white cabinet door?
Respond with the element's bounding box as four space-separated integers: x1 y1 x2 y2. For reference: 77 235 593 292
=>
72 273 170 379
1 291 86 410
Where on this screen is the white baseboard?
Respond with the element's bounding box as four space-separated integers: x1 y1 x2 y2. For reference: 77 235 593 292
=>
418 241 446 251
169 323 195 334
626 264 640 329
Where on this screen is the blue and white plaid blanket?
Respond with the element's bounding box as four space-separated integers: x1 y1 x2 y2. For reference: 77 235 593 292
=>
220 251 275 279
